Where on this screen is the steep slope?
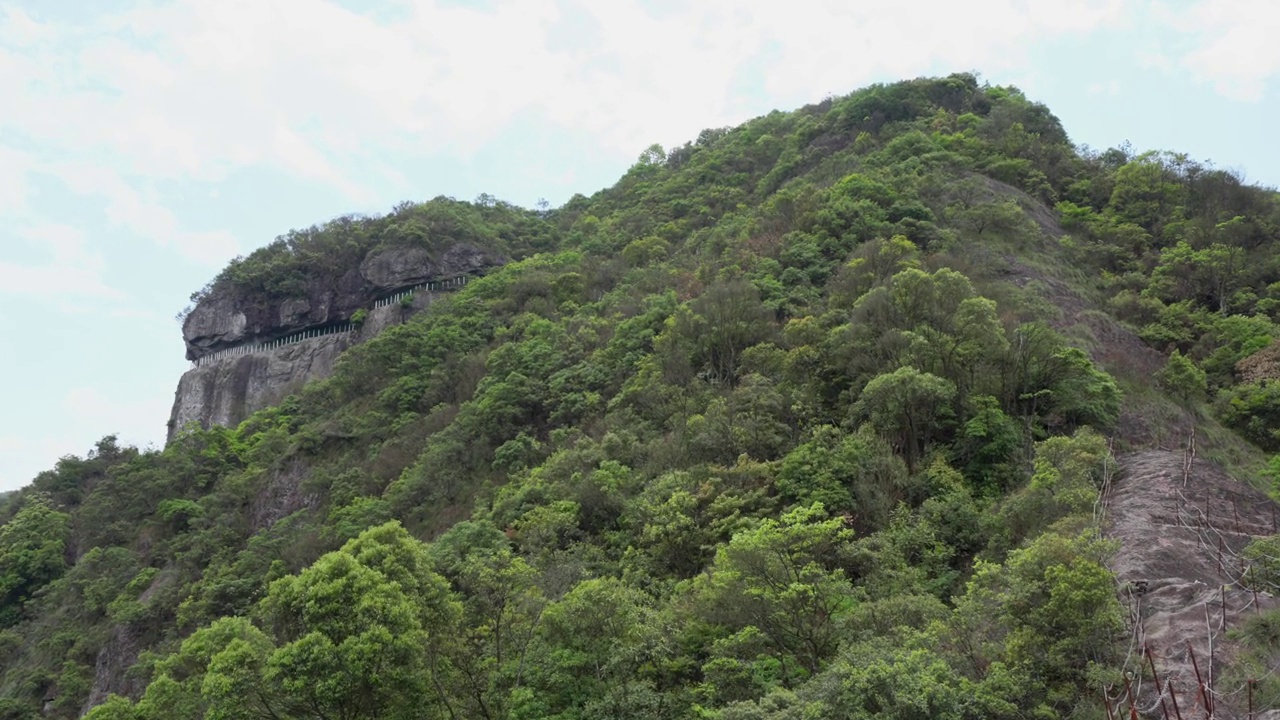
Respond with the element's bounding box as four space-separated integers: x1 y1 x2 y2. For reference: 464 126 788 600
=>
3 74 1280 720
1108 450 1280 717
165 207 534 437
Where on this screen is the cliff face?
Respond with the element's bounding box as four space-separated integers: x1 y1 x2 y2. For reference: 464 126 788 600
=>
169 329 354 439
168 243 499 439
181 243 495 360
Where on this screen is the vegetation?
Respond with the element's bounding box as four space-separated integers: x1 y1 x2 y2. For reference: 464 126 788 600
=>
179 196 558 319
4 72 1280 718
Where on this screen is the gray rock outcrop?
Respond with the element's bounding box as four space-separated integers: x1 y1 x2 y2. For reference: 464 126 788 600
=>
168 242 501 440
180 243 498 361
169 330 354 439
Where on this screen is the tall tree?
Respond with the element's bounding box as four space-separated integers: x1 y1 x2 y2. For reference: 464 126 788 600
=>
856 367 957 472
0 493 70 628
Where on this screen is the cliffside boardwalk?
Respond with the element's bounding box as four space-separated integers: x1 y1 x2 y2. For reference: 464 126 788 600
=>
372 276 469 309
192 323 357 368
191 276 471 368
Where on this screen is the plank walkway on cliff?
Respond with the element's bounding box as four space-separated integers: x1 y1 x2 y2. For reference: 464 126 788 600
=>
191 275 471 368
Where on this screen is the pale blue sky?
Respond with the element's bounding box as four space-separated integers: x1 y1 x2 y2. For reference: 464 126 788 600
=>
1 0 1276 491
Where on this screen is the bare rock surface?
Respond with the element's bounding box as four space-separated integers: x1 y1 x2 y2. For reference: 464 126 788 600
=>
1107 450 1279 718
181 243 499 360
168 297 427 441
169 239 501 440
251 459 320 532
358 244 491 289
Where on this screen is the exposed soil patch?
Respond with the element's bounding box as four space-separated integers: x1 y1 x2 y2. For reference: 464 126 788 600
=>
1107 450 1280 718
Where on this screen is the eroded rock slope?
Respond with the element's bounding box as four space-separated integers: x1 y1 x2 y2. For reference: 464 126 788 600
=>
1108 450 1280 718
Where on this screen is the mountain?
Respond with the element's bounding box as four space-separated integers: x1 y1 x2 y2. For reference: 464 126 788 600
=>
4 73 1280 719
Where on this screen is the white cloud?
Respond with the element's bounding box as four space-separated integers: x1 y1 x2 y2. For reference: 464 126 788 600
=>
0 221 123 301
1088 79 1122 97
0 5 53 48
760 0 1126 92
0 261 120 301
0 386 171 493
45 162 240 266
1153 0 1280 102
0 145 33 216
23 222 93 266
0 434 73 492
63 386 172 448
1135 44 1175 74
1 0 1139 205
525 0 1135 155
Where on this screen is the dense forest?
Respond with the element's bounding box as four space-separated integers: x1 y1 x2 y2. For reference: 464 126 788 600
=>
4 73 1280 719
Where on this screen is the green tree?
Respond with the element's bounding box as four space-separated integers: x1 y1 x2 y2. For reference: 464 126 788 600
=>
1150 241 1245 314
846 268 1008 402
693 504 857 678
1005 324 1121 432
125 616 275 720
511 578 667 720
950 531 1123 706
775 426 910 530
1107 153 1184 233
1217 380 1280 450
0 493 70 627
688 279 775 385
782 645 974 720
83 695 140 720
856 366 957 472
1156 349 1207 406
833 234 921 303
953 395 1022 491
253 522 458 720
129 523 460 720
992 428 1110 551
428 520 548 720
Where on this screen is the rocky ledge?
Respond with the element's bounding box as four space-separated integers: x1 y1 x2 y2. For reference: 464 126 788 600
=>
168 242 502 440
181 243 498 361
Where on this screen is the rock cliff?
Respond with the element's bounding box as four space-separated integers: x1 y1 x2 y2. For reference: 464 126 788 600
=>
181 243 495 360
168 243 499 439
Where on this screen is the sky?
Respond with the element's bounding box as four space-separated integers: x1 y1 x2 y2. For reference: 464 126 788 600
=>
1 0 1278 492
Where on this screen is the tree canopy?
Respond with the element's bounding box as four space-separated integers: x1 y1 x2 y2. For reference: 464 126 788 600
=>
6 72 1280 718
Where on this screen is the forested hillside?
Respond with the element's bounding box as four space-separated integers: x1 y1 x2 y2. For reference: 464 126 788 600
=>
4 73 1280 719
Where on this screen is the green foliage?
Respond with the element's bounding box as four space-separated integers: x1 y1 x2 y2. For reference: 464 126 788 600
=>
11 73 1262 717
511 577 665 720
991 428 1111 552
1107 153 1185 232
856 366 957 472
950 531 1123 706
1218 380 1280 450
113 523 457 720
1223 608 1280 708
1243 535 1280 590
203 196 555 308
693 504 856 678
775 426 908 529
0 493 70 627
1156 349 1207 406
